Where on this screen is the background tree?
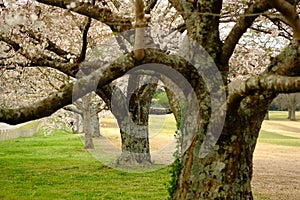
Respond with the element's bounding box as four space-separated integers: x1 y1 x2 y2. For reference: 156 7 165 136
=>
271 93 300 120
286 93 300 120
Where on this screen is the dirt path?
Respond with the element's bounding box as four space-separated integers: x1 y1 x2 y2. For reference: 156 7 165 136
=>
252 142 300 199
90 132 177 167
262 120 300 138
98 116 300 198
95 127 300 199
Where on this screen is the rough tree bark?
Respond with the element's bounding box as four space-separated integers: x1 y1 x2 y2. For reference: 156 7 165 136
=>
1 0 300 199
113 75 157 166
168 0 300 199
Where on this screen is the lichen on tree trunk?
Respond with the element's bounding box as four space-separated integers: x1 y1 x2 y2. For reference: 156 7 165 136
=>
112 74 157 166
116 124 151 166
172 92 275 199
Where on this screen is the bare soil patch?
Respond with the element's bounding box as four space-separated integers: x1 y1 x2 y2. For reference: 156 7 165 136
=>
262 120 300 138
252 143 300 199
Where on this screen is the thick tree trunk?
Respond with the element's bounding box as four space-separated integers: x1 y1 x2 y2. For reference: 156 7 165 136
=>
172 93 274 199
116 122 151 166
113 75 157 166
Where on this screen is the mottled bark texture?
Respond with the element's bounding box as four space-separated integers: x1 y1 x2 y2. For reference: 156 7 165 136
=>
167 0 300 199
112 75 157 166
172 92 275 199
1 0 300 198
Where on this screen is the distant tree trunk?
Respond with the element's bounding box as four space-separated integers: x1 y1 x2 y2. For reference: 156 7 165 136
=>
74 114 83 133
82 93 94 149
288 105 296 120
163 77 186 125
288 105 292 119
287 94 297 121
117 119 151 166
264 111 269 120
91 103 101 137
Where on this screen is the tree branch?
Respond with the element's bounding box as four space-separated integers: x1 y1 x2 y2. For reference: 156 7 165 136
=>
267 0 300 40
78 16 92 62
228 75 300 106
267 41 300 76
0 82 74 125
228 40 300 108
221 1 270 65
145 0 157 14
26 30 71 59
64 104 83 115
0 34 21 52
0 34 79 75
0 49 199 124
36 0 132 32
2 43 299 125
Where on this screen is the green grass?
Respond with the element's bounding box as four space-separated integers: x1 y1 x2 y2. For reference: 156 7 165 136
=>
268 111 300 120
258 130 300 147
0 130 170 200
253 195 271 200
1 111 298 199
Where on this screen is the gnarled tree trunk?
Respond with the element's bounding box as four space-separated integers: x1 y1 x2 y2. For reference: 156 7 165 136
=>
172 93 275 199
112 75 157 166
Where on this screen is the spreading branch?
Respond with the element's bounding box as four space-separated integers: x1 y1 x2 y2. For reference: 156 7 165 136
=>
228 74 300 108
267 0 300 40
78 15 92 62
0 49 197 124
36 0 132 32
1 38 299 124
221 0 270 65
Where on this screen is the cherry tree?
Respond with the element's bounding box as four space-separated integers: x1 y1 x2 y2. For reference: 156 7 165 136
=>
272 93 300 120
1 0 300 199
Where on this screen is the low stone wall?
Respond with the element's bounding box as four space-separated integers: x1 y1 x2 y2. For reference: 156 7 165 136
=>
0 121 42 141
149 107 172 115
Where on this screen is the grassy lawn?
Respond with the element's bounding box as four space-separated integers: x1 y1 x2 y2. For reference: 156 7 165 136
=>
0 130 170 200
260 111 300 147
258 130 300 147
1 111 299 199
268 111 300 120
